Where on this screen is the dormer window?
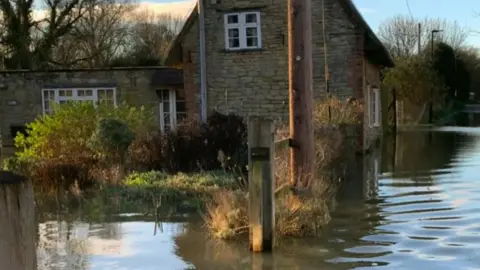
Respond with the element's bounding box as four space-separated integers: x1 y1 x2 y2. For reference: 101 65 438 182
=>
224 12 262 50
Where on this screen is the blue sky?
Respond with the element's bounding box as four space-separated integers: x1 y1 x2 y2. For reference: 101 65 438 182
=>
352 0 480 46
155 0 480 46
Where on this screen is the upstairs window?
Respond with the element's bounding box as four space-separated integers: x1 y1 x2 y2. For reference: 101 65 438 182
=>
224 12 262 50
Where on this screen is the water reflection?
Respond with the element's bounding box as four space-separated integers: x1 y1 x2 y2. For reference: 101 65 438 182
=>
34 127 480 269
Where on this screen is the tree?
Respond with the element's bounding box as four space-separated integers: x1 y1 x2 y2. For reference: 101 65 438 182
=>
51 0 136 68
432 42 471 104
455 47 480 101
0 0 102 69
378 15 469 59
383 55 445 106
114 10 183 66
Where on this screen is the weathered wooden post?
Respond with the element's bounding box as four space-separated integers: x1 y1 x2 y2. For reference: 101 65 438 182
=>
288 0 315 188
0 171 37 270
248 117 275 252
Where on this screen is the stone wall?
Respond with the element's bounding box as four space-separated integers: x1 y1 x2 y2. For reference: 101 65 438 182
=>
0 68 180 142
178 0 384 150
181 19 202 119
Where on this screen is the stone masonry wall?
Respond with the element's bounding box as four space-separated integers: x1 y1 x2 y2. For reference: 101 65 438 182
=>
0 68 176 142
181 0 370 122
181 19 202 119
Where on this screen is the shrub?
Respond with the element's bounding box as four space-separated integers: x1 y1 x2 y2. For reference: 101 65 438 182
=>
129 111 247 174
313 95 363 126
9 125 27 139
124 171 168 186
87 118 135 161
15 102 154 163
11 102 154 187
2 156 30 176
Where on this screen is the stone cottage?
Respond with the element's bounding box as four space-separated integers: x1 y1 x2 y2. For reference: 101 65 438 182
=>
165 0 394 151
0 67 183 144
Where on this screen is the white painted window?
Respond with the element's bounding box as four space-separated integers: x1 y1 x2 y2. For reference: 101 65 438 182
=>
42 88 116 114
224 12 261 50
158 89 187 132
369 87 381 127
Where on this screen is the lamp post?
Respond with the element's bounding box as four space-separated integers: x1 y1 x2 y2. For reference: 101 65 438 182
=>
429 29 443 124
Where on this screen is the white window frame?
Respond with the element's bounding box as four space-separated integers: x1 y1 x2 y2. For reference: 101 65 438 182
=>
41 87 117 114
369 87 381 127
224 11 262 51
157 88 186 132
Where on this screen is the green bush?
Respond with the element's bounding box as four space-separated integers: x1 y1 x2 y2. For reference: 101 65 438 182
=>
2 156 30 176
124 170 237 190
88 118 135 159
14 102 154 164
124 171 168 186
10 102 154 187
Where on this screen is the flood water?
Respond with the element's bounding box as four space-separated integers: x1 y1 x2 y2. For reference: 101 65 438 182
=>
34 124 480 269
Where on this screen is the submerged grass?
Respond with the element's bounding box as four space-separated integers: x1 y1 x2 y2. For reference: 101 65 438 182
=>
106 170 242 208
204 96 361 241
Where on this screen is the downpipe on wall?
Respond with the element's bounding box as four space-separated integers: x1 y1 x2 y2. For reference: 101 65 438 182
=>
198 0 208 122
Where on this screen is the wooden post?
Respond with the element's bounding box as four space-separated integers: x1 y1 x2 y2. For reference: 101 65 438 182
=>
0 171 36 270
288 0 315 188
248 117 275 252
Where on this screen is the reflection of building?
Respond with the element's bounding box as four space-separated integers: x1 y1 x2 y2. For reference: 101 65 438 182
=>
37 221 128 269
337 145 381 201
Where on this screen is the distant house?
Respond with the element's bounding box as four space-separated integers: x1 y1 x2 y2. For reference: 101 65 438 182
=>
166 0 393 151
0 67 183 143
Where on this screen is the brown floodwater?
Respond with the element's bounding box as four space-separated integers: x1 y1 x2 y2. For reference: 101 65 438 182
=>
32 126 480 269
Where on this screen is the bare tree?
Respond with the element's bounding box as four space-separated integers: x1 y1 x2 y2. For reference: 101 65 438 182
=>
121 10 184 65
378 15 470 59
52 0 136 67
0 0 103 69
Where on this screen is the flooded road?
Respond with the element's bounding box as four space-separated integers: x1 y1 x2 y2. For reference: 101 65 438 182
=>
35 127 480 269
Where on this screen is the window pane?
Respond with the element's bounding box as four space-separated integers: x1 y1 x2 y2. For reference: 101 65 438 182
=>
65 90 73 97
228 28 239 38
245 13 257 23
59 90 65 96
78 90 85 97
86 90 93 96
98 90 106 100
44 101 49 111
176 101 186 113
162 90 169 100
246 37 258 47
106 89 114 98
43 91 48 99
163 102 170 113
59 100 67 105
227 14 238 24
246 27 258 37
229 38 240 48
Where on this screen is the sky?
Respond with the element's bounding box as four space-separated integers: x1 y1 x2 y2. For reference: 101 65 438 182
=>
150 0 480 47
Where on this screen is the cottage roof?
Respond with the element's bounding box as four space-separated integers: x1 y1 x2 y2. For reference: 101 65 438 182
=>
165 0 394 67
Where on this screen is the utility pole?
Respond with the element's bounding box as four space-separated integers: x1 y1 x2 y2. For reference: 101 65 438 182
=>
288 0 315 189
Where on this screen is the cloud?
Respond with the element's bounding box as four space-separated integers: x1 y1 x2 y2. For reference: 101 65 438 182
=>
31 0 196 22
136 0 196 18
358 7 376 14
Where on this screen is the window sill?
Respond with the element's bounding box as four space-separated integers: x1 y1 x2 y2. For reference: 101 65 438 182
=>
221 48 265 53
